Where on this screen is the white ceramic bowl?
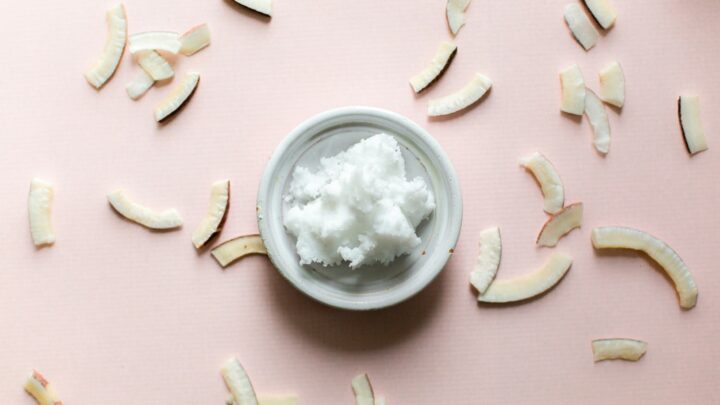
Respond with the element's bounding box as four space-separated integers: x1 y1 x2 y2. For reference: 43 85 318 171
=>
257 107 462 310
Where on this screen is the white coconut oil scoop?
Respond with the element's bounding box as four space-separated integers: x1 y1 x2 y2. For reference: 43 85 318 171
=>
257 107 462 310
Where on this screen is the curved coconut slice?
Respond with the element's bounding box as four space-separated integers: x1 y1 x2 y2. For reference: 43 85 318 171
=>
84 4 127 89
180 23 211 56
352 374 374 405
427 73 492 116
24 370 61 405
211 235 267 268
126 70 154 100
154 72 200 122
222 358 258 405
29 178 55 246
599 61 625 108
409 42 457 93
584 88 610 154
679 96 708 155
470 227 502 295
537 202 583 247
192 180 230 249
583 0 617 30
520 152 564 214
447 0 471 35
592 338 647 362
478 253 573 303
591 226 698 309
107 189 183 230
128 31 181 55
564 3 599 51
137 50 173 81
234 0 272 17
560 64 586 115
257 397 298 405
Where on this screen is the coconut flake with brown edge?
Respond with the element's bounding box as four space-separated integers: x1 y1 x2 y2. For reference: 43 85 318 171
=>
234 0 272 17
84 4 127 89
126 70 155 100
107 189 183 230
560 64 586 115
180 23 211 56
478 253 573 303
352 374 375 405
128 31 181 55
29 178 55 247
470 227 502 295
222 357 258 405
211 235 267 268
520 152 565 214
583 0 617 30
592 338 647 362
447 0 472 35
409 42 457 93
24 370 62 405
599 61 625 108
679 96 708 155
591 226 698 309
137 50 173 81
584 88 610 154
427 73 491 116
192 180 230 249
154 72 200 122
537 203 583 247
564 3 598 51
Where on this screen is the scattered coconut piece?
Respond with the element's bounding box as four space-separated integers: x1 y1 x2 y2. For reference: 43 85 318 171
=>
409 42 457 93
28 178 55 247
126 70 155 100
599 61 625 108
446 0 471 35
560 64 586 115
211 235 267 268
192 180 230 249
258 397 298 405
107 189 183 230
678 96 708 155
154 72 200 122
137 50 174 81
537 203 583 247
592 338 647 362
352 374 375 405
591 226 698 309
222 357 258 405
583 0 617 30
84 4 127 89
128 31 181 55
563 3 599 51
234 0 272 17
520 152 565 214
478 253 573 303
470 227 502 295
24 370 61 405
375 397 386 405
229 397 298 405
180 23 211 56
584 88 610 154
427 73 492 116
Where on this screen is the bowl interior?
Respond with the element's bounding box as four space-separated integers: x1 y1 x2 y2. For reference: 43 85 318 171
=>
257 107 461 310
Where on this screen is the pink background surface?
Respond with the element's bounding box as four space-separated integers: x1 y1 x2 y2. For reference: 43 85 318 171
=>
1 0 719 403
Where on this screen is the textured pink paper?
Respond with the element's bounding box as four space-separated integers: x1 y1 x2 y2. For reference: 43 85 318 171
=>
1 1 719 404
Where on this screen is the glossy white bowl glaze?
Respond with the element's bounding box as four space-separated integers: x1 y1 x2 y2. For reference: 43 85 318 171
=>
257 107 462 310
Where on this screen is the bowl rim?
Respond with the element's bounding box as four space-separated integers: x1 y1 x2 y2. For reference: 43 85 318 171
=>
257 106 463 310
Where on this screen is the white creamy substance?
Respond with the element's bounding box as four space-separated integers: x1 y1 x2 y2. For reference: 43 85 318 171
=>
284 134 435 268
